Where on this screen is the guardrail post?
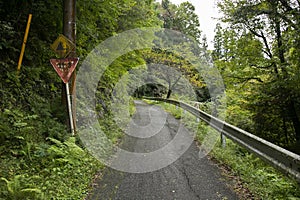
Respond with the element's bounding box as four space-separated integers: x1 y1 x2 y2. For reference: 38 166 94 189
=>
221 133 226 148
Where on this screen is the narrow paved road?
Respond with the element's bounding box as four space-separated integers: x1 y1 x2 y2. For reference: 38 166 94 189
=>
87 101 238 200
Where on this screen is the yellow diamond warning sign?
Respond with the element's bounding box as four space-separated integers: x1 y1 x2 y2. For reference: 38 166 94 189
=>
50 34 75 58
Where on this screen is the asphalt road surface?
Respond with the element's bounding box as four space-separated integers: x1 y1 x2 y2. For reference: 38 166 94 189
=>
87 100 238 200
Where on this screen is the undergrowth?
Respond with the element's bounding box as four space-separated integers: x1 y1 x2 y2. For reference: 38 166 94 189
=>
0 135 103 200
0 67 137 199
148 100 300 200
0 72 103 199
0 101 134 199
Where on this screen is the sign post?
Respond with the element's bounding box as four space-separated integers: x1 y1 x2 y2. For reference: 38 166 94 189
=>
50 0 77 135
63 0 77 134
65 82 75 135
50 57 79 135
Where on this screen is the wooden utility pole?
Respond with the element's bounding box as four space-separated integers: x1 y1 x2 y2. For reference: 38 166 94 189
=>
63 0 76 134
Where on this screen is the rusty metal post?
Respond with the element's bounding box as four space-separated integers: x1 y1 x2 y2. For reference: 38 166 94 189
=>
63 0 77 134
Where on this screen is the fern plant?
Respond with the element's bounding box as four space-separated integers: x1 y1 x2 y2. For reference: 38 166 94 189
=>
1 175 43 200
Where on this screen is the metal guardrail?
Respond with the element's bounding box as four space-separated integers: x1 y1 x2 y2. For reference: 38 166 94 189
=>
146 97 300 183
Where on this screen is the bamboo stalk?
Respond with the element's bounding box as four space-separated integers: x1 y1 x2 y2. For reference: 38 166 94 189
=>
17 14 32 71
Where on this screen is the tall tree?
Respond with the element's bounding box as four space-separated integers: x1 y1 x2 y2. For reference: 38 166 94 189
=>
212 23 224 60
158 0 201 42
216 0 300 148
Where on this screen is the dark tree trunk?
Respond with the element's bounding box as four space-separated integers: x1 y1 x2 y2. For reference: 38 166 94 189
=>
166 89 172 99
289 101 300 143
271 2 300 143
283 116 289 145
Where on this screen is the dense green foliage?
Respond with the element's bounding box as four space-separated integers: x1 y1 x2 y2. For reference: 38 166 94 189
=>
213 0 300 151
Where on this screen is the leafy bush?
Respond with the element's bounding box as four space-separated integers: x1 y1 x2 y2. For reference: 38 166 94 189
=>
0 137 103 199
